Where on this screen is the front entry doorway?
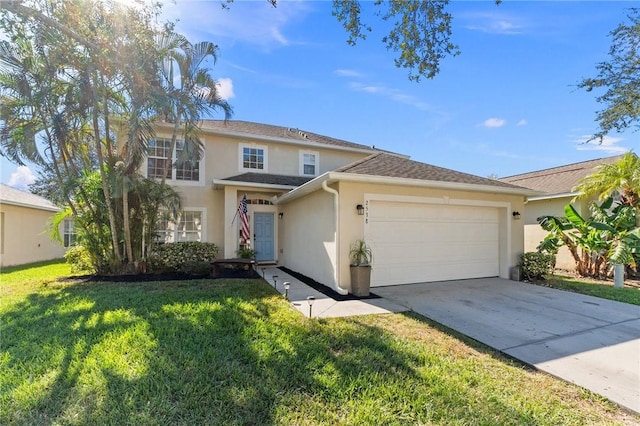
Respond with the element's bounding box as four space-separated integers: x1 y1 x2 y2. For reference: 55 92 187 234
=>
253 212 275 262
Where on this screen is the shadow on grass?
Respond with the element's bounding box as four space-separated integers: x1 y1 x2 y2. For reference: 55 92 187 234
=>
1 278 615 425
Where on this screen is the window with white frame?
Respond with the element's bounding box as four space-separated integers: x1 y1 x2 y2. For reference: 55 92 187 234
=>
147 138 172 179
240 144 267 172
176 210 202 242
63 219 76 248
300 151 319 176
154 210 203 243
147 138 201 182
175 140 200 181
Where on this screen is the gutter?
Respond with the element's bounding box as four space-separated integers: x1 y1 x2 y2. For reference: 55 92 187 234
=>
211 179 298 191
153 122 380 156
0 199 60 213
321 180 349 295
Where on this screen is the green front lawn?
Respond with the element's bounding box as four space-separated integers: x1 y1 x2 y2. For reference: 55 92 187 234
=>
1 261 636 425
542 275 640 306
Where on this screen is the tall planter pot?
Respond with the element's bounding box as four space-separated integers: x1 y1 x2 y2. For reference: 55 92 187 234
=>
350 265 371 297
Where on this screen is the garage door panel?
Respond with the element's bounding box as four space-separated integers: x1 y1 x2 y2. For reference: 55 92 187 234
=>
367 201 500 287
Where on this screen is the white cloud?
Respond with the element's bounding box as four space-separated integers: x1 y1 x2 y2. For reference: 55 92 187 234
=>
348 82 432 111
517 119 527 126
482 118 506 128
215 78 235 100
574 135 628 154
8 166 35 190
462 12 527 35
163 1 313 50
334 69 364 78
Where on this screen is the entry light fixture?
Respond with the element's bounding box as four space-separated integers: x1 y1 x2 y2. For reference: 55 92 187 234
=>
512 211 521 220
278 212 284 219
356 204 365 215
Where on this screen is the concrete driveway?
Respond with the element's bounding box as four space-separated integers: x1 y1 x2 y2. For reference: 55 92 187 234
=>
374 278 640 413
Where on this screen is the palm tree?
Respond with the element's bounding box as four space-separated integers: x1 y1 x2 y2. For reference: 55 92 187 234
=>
157 38 233 185
573 152 640 207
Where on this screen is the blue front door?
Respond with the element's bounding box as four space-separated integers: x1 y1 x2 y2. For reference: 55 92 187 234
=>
254 212 275 262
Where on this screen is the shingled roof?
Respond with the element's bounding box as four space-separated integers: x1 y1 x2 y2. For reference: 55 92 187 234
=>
499 155 625 195
199 120 377 152
335 153 525 190
0 184 60 211
222 173 313 187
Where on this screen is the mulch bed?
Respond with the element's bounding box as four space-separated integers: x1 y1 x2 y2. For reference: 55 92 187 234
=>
278 266 380 301
60 268 261 283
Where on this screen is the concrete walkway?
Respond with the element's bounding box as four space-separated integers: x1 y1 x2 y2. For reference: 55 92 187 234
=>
258 266 408 318
374 278 640 414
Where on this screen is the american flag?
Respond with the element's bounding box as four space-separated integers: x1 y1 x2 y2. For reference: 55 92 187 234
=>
238 194 250 244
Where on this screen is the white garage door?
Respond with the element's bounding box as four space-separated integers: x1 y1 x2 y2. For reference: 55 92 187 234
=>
367 200 500 287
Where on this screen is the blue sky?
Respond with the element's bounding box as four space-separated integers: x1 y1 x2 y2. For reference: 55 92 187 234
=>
2 0 639 189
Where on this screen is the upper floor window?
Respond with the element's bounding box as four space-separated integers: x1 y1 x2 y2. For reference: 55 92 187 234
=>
147 138 172 179
175 141 200 181
240 144 268 172
147 138 201 183
63 219 76 248
300 150 319 176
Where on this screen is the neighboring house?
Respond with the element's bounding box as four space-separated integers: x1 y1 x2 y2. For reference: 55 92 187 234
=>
143 120 535 293
499 155 625 271
0 184 70 268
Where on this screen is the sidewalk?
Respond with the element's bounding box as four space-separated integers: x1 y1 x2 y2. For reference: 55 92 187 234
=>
258 266 407 318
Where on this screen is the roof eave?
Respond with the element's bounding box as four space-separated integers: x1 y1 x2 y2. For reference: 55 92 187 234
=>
153 122 379 155
275 172 541 204
0 199 60 212
212 179 298 191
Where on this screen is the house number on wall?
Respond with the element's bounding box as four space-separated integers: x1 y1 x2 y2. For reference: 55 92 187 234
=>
365 200 369 224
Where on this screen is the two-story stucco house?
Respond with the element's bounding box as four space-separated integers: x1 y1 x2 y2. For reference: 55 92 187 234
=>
145 120 535 294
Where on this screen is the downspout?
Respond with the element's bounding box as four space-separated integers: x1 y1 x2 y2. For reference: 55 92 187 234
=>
322 180 349 295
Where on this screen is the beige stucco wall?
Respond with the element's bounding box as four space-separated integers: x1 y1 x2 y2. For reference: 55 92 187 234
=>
0 203 66 267
277 188 337 286
150 130 368 183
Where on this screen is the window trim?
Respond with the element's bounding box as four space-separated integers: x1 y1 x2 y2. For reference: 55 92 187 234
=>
239 144 268 173
299 150 319 176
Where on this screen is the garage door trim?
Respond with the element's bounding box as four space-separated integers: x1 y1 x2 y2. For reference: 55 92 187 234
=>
363 193 513 283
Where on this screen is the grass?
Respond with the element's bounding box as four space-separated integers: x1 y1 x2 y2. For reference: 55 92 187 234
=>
2 261 638 425
541 274 640 306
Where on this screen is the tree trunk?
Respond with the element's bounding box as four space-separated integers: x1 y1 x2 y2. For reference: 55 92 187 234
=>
122 176 133 264
91 70 121 264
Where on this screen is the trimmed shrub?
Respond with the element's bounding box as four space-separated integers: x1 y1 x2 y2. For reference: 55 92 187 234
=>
519 252 555 281
148 242 219 274
64 245 95 274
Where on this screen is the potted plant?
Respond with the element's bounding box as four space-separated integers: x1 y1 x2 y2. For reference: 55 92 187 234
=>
349 239 372 297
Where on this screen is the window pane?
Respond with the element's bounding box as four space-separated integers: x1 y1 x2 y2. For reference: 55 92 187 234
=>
303 164 315 175
242 147 264 170
177 211 202 242
63 219 76 248
154 211 175 243
302 153 317 175
147 138 173 179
